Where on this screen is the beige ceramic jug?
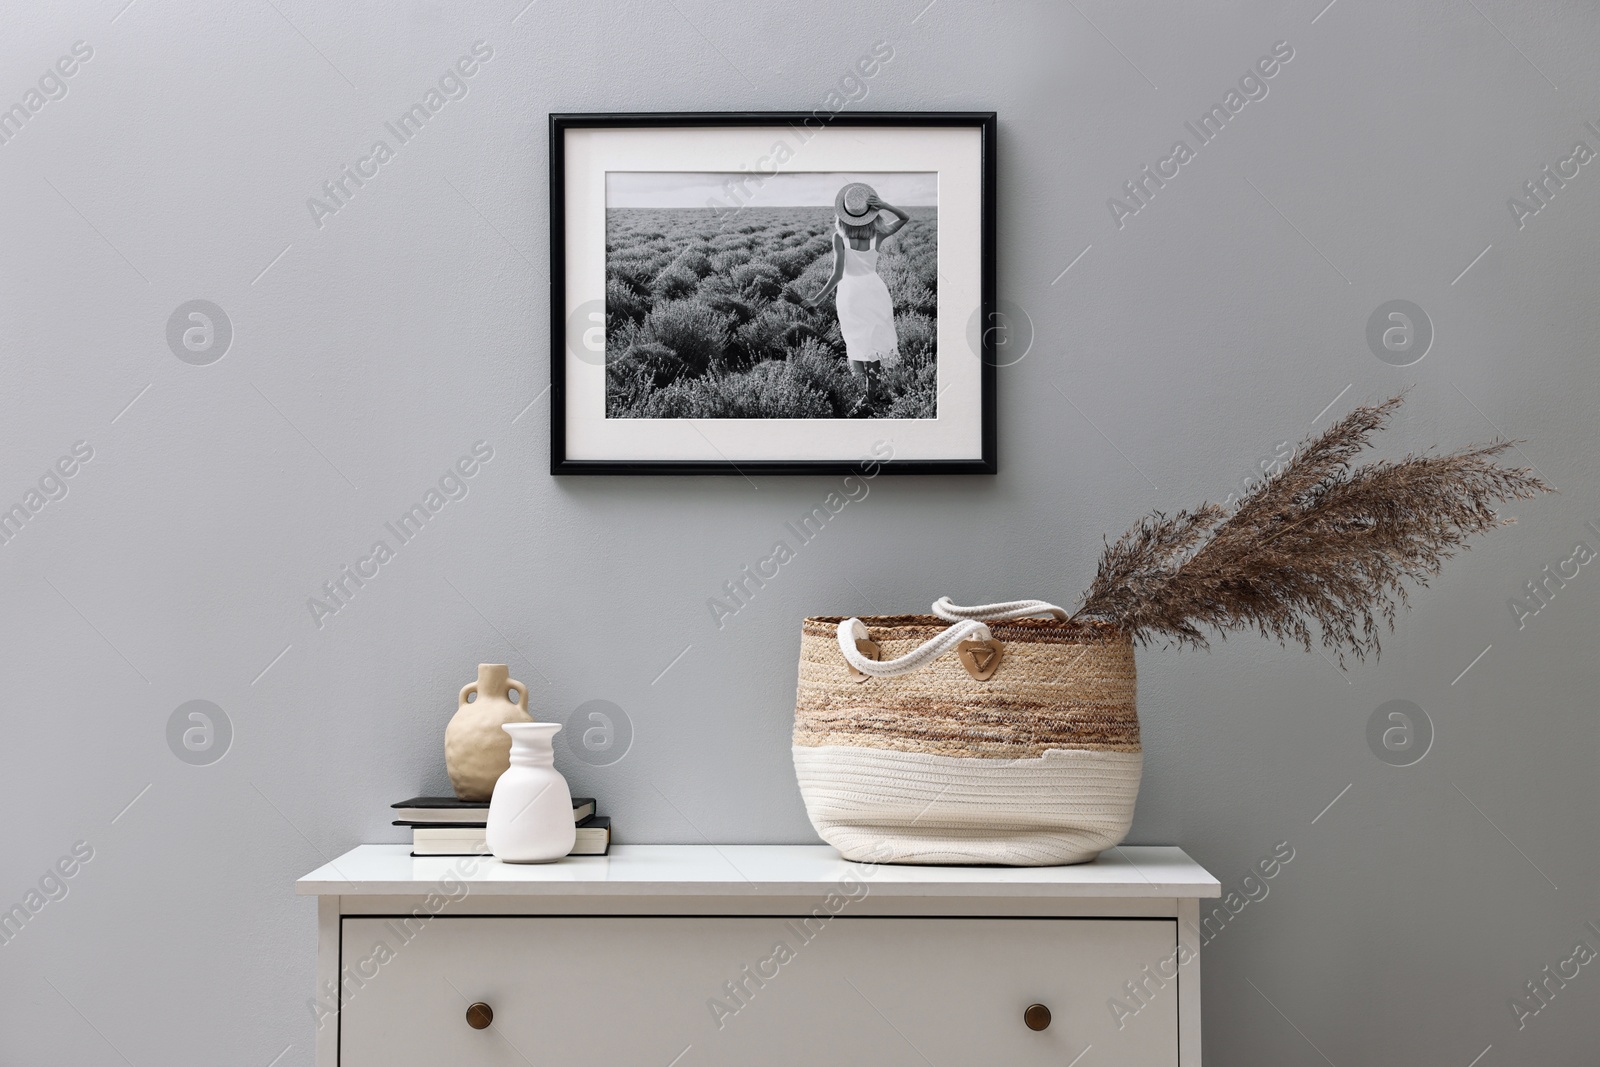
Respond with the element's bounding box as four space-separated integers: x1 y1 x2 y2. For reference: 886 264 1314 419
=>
445 664 533 800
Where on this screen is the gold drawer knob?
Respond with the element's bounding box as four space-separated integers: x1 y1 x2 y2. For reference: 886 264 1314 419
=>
1024 1003 1051 1031
466 1002 494 1029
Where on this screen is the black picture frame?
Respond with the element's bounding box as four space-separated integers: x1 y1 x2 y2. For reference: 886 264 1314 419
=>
549 111 997 476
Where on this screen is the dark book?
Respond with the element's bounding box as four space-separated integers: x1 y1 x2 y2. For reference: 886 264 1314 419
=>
572 814 611 856
410 815 612 858
393 796 595 825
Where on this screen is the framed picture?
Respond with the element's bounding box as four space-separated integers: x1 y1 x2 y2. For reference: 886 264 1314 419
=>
550 111 997 475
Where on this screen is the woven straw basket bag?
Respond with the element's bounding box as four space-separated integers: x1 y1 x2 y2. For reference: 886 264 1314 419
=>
792 598 1141 866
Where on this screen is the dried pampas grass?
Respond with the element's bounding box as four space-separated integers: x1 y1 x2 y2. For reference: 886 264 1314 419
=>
1073 395 1551 663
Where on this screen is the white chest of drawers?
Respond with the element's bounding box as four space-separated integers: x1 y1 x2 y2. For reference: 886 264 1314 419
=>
299 844 1218 1066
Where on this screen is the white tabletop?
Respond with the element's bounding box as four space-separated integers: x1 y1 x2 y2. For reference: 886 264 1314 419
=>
297 844 1218 899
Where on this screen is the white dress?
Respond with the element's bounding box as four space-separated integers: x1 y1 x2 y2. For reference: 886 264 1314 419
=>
834 230 899 365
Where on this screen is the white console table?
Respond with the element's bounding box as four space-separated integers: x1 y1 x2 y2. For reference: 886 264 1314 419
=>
299 844 1218 1066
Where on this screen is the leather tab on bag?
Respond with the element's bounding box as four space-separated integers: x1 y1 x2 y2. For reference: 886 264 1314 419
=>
957 638 1003 680
846 638 882 682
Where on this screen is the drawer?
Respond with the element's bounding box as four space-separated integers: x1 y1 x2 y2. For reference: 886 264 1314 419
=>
338 916 1178 1066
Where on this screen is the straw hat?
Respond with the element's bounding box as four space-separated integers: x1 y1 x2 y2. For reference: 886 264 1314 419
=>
835 182 880 224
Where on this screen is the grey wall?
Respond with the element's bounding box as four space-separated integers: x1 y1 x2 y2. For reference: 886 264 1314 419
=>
2 0 1596 1063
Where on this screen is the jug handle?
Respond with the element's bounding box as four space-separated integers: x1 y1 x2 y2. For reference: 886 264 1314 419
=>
508 679 528 710
459 681 478 707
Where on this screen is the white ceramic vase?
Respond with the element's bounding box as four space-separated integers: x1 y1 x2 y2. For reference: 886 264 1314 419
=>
486 723 577 863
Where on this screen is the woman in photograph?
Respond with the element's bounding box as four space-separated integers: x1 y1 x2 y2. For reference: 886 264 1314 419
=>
806 182 910 393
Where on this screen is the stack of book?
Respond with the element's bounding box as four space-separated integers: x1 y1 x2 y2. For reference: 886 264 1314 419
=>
392 795 612 857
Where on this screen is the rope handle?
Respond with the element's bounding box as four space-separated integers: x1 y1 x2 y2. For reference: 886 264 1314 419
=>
836 598 1068 679
931 597 1069 623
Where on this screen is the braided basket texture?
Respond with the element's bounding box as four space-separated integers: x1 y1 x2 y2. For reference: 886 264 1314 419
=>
793 614 1141 866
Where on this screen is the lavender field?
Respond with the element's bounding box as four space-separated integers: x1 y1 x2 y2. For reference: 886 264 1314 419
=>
604 206 938 419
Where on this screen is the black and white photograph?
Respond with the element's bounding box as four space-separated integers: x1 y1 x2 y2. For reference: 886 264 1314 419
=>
552 113 995 474
603 172 938 420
